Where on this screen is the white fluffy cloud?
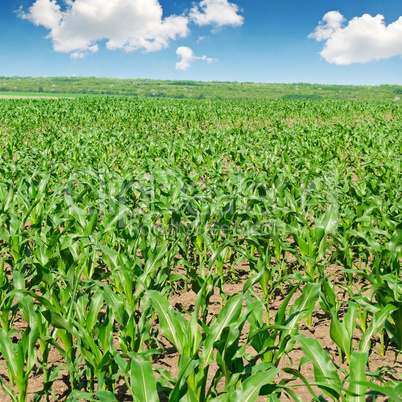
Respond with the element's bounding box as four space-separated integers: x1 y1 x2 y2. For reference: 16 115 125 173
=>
310 11 402 65
176 46 214 70
24 0 61 30
21 0 189 54
21 0 243 58
190 0 243 28
309 11 345 41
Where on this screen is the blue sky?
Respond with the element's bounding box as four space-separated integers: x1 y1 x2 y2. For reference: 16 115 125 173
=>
1 0 401 84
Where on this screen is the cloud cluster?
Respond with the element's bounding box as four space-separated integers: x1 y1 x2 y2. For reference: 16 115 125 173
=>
310 11 402 65
21 0 243 59
190 0 244 29
21 0 189 54
176 46 214 70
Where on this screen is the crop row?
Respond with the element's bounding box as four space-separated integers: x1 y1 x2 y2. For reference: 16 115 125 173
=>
0 97 401 401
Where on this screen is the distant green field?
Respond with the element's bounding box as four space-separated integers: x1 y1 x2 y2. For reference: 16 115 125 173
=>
0 91 100 99
1 75 402 101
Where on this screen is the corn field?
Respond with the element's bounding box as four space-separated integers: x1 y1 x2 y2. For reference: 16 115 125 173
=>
0 97 401 401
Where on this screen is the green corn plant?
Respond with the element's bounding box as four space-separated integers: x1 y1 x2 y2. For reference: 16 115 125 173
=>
293 334 345 401
0 212 31 266
0 259 18 332
74 290 118 392
245 233 289 300
33 311 59 402
144 273 274 401
293 333 373 401
269 226 292 287
294 310 396 402
10 261 90 390
9 271 63 401
363 382 402 401
320 279 358 364
0 296 40 402
115 352 159 402
359 303 397 356
280 203 337 283
347 351 369 402
14 175 50 228
66 205 100 279
95 278 155 355
348 283 399 357
208 238 238 288
247 282 320 366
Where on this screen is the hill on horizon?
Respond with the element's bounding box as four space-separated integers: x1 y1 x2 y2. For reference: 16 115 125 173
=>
1 75 402 101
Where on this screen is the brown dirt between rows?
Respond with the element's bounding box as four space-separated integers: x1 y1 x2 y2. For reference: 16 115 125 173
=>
0 262 401 401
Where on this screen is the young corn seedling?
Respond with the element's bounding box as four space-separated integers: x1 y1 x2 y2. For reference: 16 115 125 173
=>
319 278 359 365
293 333 372 401
144 273 274 401
95 278 155 355
11 261 89 390
0 259 19 333
282 204 337 282
0 295 40 402
247 282 320 366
